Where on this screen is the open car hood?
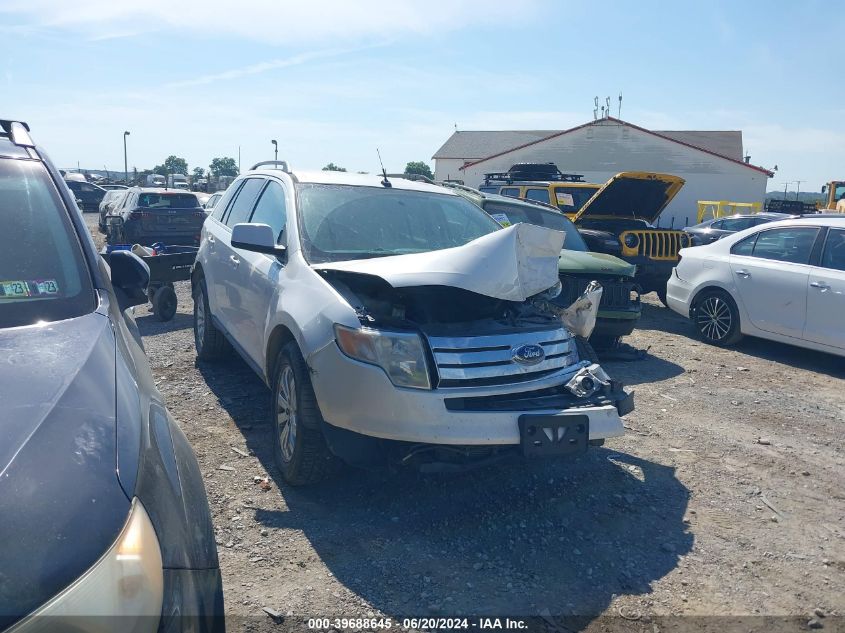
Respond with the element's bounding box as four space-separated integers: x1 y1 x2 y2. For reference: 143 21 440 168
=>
313 223 565 302
573 172 685 223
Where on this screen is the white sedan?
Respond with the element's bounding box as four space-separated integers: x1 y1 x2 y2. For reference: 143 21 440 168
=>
667 216 845 357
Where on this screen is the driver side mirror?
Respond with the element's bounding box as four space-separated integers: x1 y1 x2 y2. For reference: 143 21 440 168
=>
231 223 286 257
109 250 150 310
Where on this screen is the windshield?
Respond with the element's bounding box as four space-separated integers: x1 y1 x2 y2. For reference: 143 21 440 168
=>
296 184 502 264
0 159 95 328
137 192 198 208
484 201 587 251
835 184 845 201
552 186 600 212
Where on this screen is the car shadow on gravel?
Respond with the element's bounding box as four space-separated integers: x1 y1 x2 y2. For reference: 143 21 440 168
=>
134 311 194 334
197 358 692 622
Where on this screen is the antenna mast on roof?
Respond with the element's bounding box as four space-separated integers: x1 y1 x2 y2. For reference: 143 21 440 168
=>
593 96 599 120
376 148 391 188
618 92 622 118
606 96 611 118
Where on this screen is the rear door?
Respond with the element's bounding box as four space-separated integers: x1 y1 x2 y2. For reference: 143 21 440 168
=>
803 228 845 350
729 226 820 338
213 178 265 338
233 180 289 366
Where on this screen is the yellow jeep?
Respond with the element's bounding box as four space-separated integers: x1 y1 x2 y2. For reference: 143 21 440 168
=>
480 167 691 304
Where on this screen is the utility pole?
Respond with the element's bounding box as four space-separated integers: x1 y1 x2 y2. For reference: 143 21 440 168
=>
782 181 790 199
794 180 804 200
123 131 130 184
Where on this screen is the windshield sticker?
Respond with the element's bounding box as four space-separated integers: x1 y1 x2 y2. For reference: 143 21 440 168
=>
0 279 60 298
556 192 575 207
490 213 512 227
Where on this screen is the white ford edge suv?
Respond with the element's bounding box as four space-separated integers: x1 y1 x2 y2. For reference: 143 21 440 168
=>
192 162 633 484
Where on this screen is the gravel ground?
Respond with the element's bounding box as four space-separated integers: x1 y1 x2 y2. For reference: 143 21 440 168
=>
86 214 844 631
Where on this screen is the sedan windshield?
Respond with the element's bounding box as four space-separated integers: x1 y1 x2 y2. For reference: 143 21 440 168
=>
295 184 502 264
0 159 94 328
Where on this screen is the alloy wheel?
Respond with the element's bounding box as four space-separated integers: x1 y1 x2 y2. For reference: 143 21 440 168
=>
276 366 298 463
697 296 732 341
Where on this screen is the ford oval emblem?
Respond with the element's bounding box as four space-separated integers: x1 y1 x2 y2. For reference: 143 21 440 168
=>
512 343 545 366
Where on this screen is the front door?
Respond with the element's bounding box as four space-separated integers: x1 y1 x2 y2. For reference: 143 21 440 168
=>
804 228 845 350
729 226 820 339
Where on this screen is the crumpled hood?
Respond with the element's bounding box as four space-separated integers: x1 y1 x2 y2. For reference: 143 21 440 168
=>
558 250 636 277
0 312 130 628
313 223 566 302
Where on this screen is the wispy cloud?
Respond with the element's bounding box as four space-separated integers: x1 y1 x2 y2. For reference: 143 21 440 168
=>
0 0 540 44
165 46 380 88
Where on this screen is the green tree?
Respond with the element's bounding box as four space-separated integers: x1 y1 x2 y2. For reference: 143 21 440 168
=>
209 157 239 177
192 166 206 179
163 155 189 175
152 164 168 176
322 162 347 172
404 161 433 180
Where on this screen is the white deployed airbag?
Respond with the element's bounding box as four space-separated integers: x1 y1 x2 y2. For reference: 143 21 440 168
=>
313 223 565 302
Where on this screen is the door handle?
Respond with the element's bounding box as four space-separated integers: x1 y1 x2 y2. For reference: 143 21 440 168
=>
735 270 751 278
810 281 830 290
229 255 240 267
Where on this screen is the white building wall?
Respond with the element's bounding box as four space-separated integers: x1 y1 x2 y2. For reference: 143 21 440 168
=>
457 121 769 228
434 158 474 182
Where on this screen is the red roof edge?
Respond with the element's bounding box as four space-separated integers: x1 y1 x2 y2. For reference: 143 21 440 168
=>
459 117 774 177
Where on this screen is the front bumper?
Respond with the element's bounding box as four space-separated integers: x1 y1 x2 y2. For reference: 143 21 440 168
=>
308 342 629 446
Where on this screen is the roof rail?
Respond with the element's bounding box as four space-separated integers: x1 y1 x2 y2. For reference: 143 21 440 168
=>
0 119 34 147
250 160 290 172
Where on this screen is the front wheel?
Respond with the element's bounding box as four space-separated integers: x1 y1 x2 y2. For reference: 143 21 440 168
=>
272 342 337 486
693 290 743 346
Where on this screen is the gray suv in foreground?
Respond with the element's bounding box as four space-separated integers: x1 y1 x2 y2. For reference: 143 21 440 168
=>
192 162 633 485
0 120 223 632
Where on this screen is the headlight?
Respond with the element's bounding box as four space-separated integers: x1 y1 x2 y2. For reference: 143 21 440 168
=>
335 324 432 390
623 233 639 248
10 499 163 633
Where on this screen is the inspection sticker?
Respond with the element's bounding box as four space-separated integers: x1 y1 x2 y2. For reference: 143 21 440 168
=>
555 192 575 207
0 279 59 298
490 213 512 227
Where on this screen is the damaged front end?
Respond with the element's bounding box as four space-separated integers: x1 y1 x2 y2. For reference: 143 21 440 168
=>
310 224 633 471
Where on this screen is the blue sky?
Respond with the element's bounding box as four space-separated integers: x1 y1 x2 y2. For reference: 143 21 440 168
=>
2 0 842 191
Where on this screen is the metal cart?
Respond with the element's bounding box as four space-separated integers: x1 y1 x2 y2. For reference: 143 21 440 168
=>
101 244 198 321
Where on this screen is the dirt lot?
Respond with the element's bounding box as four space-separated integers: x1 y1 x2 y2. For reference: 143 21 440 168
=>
86 214 844 631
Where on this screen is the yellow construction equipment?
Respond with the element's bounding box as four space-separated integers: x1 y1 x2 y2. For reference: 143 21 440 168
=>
820 181 845 212
696 200 763 223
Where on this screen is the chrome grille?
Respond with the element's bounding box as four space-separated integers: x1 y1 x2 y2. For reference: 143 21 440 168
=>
428 328 575 388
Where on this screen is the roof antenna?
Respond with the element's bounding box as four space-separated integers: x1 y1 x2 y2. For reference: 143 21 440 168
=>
618 92 622 118
377 148 392 188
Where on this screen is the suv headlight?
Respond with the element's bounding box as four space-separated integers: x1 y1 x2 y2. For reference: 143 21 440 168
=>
335 324 432 390
623 233 639 248
10 499 163 632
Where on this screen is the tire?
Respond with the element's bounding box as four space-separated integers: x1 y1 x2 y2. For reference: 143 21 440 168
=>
693 289 743 347
193 279 230 360
153 285 177 322
575 336 600 364
271 342 337 486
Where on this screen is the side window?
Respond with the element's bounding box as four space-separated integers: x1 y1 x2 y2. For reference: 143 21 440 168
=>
720 218 754 231
750 227 819 264
80 183 96 192
710 220 724 230
525 188 551 204
249 181 287 244
211 186 239 222
224 178 265 228
731 234 757 256
500 187 520 198
820 228 845 272
66 181 80 191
